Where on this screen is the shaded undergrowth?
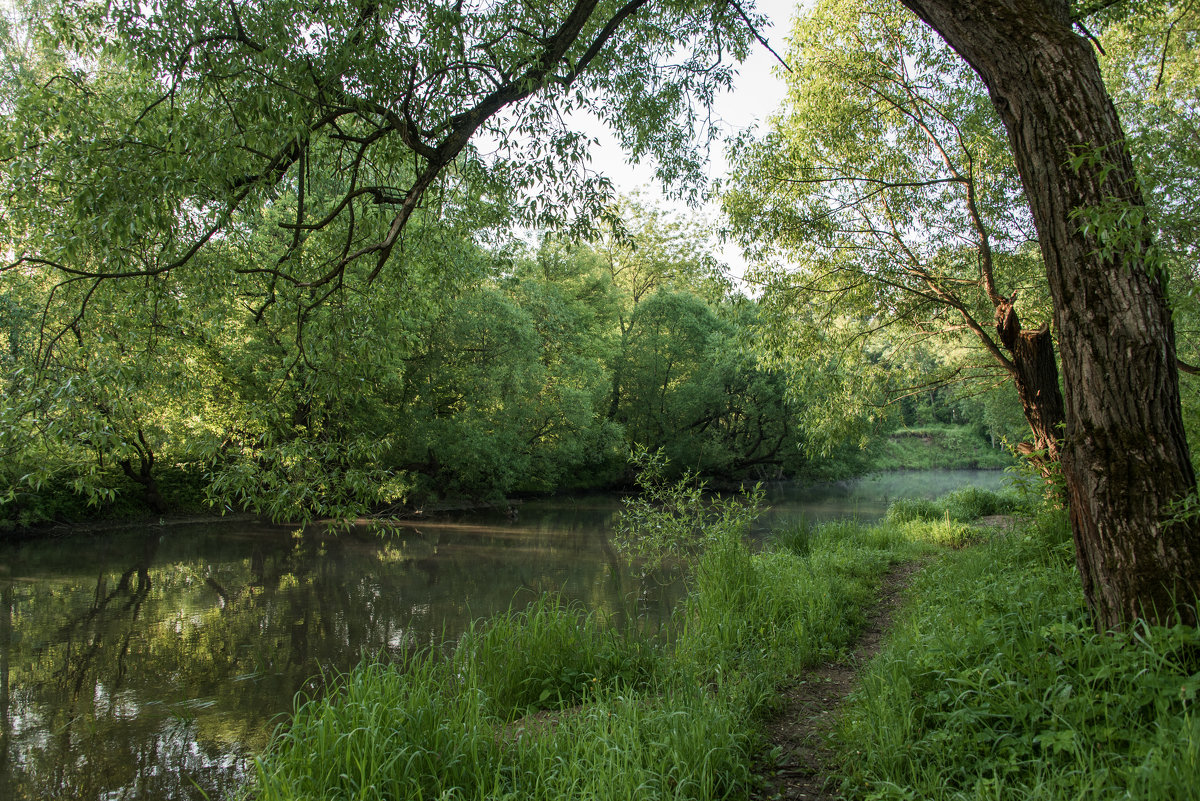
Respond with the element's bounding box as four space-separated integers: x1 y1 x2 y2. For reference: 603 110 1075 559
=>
836 509 1200 800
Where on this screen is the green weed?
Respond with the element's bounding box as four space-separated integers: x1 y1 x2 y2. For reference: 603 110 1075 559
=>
837 510 1200 800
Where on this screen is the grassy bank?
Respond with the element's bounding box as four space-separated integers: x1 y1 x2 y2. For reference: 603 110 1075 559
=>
246 498 957 801
836 509 1200 800
868 424 1014 471
245 488 1198 801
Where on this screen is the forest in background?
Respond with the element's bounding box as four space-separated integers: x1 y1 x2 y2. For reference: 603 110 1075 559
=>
0 185 1021 530
0 0 1198 550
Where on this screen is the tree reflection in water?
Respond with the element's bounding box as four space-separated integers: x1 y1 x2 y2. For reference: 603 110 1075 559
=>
0 499 670 801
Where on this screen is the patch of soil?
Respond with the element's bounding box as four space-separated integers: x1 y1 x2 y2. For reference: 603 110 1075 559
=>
753 560 923 801
975 514 1018 532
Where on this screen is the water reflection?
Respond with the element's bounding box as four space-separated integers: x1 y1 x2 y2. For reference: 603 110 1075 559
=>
0 469 1007 801
0 503 673 800
758 468 1008 529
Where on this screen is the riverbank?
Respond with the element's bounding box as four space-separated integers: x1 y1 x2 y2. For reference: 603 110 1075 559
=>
247 511 934 800
836 508 1200 800
1 424 1007 537
246 492 1198 801
865 424 1015 472
243 488 996 800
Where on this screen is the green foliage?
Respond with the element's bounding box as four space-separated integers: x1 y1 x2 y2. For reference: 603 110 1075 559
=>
612 448 764 576
0 0 791 521
596 199 810 481
723 0 1051 460
1092 1 1200 265
2 175 824 523
4 0 757 291
837 511 1200 800
1067 144 1165 277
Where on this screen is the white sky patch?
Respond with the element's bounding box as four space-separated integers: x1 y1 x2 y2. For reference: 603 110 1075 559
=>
578 0 799 280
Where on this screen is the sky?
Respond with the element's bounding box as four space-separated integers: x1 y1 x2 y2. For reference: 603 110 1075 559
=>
581 0 800 275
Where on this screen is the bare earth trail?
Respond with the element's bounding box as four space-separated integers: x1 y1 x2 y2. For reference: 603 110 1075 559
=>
753 560 924 801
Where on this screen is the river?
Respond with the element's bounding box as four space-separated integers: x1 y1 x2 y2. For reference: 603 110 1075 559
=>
0 469 1007 801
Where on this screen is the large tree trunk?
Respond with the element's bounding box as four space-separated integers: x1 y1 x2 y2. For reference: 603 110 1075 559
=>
899 0 1200 628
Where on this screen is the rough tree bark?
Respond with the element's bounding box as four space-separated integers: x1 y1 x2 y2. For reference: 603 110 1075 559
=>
899 0 1200 628
994 300 1064 469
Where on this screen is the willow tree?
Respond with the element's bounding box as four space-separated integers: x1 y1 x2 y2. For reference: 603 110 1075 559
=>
725 0 1064 469
731 0 1200 628
0 0 763 517
3 0 761 301
895 0 1200 629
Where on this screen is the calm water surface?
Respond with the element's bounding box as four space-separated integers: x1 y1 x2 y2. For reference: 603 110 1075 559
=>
0 469 1006 801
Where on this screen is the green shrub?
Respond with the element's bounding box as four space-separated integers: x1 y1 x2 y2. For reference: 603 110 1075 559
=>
613 446 763 577
453 596 661 720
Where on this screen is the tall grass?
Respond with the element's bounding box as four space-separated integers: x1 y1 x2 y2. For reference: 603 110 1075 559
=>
836 509 1200 800
247 507 957 801
507 684 754 801
252 657 503 801
251 484 1167 801
452 596 661 720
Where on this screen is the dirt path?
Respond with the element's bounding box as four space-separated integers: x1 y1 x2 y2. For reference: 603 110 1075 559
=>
753 560 923 801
